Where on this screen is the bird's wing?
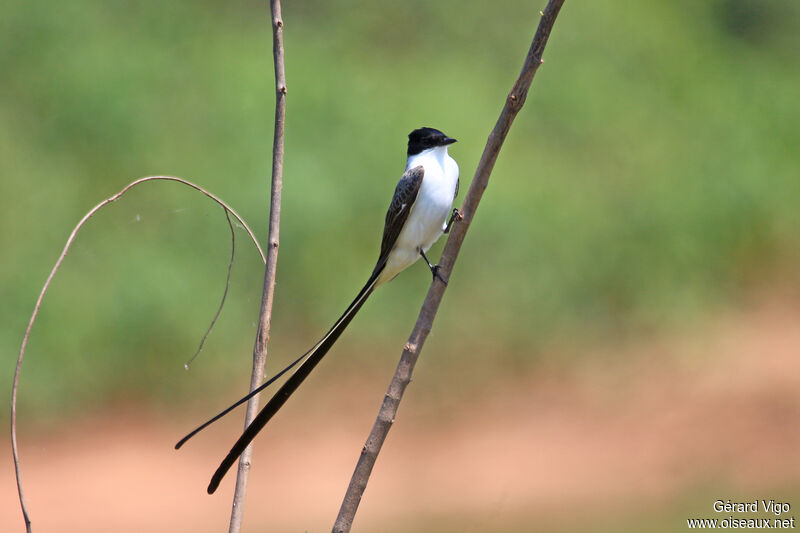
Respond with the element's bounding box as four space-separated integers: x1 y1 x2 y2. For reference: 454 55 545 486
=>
374 165 425 271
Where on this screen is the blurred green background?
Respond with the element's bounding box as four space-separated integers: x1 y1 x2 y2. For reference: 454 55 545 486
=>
2 0 800 531
2 0 799 417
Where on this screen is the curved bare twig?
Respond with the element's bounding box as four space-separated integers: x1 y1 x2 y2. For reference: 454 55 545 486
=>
332 2 566 531
11 175 265 532
185 208 238 369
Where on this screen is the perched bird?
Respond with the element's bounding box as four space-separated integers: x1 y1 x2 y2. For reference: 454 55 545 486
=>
176 127 460 494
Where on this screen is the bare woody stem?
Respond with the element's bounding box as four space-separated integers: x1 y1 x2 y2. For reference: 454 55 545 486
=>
332 2 565 531
226 1 286 531
10 176 265 533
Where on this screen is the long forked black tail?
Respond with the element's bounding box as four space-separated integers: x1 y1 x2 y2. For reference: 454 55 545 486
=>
174 349 308 450
205 264 384 494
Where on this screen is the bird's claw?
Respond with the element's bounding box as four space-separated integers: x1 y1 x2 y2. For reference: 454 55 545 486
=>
444 208 463 234
431 265 448 286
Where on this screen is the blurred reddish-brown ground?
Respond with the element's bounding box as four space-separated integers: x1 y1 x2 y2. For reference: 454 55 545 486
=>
4 298 800 532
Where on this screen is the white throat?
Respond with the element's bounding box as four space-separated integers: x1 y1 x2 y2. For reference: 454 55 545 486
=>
406 145 449 171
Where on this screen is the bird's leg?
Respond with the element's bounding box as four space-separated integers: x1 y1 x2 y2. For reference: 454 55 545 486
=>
420 249 447 286
443 208 463 234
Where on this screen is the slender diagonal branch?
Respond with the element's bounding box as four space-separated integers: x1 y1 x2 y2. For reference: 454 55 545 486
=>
226 1 286 531
11 175 265 533
332 2 565 530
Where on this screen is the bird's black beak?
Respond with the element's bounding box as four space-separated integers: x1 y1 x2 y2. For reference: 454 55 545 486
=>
442 137 457 145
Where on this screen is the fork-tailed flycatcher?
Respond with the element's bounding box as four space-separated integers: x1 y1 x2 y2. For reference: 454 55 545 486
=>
176 127 460 494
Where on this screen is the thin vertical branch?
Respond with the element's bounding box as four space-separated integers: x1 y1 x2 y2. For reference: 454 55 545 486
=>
332 2 565 531
227 1 286 531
